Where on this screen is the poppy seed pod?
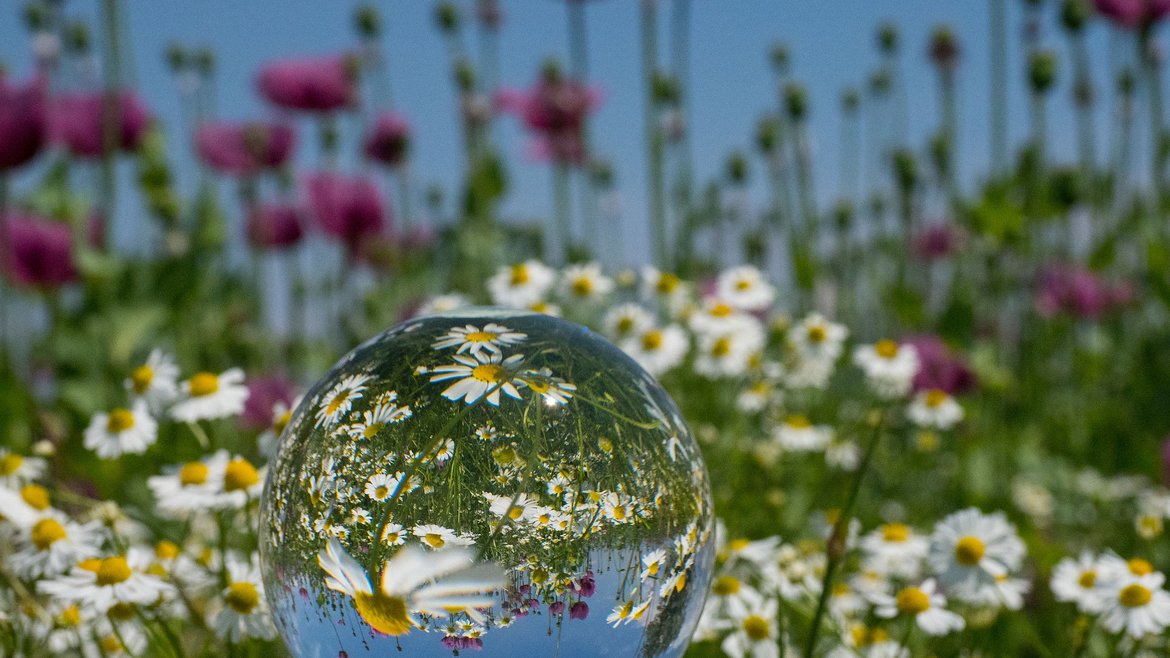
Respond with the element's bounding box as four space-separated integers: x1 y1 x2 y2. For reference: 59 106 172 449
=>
755 117 779 154
1062 0 1092 31
353 5 381 39
929 26 960 70
1029 50 1058 94
784 83 808 122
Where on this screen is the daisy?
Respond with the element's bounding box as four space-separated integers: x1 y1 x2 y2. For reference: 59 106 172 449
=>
717 265 776 312
381 523 407 546
125 349 180 410
8 514 105 578
38 552 173 613
170 369 250 422
788 313 849 361
430 352 526 406
0 448 46 486
431 323 527 356
317 538 504 635
432 438 456 463
603 303 656 341
853 340 920 399
640 549 668 581
620 324 689 377
694 316 766 379
640 266 688 309
928 508 1026 604
861 523 929 580
213 553 276 642
873 579 965 636
688 297 745 336
314 373 372 428
736 380 781 413
520 367 577 406
772 415 832 452
906 389 964 430
561 262 614 302
147 452 230 516
347 395 412 440
602 492 638 524
721 592 781 658
83 401 158 459
1099 571 1170 638
487 260 556 308
211 457 264 510
417 293 470 316
1051 551 1111 613
485 493 539 523
412 524 475 550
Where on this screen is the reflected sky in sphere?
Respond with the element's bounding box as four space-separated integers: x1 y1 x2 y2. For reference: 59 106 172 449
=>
260 309 714 657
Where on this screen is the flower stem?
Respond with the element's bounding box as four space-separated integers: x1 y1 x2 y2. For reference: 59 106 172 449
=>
99 0 124 247
990 0 1008 174
1140 25 1165 216
641 0 667 267
804 411 885 656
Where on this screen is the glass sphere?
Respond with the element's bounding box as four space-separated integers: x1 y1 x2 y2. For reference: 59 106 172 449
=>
260 309 714 657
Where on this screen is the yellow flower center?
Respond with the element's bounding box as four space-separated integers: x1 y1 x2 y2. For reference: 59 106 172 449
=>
1078 570 1097 588
851 624 889 647
954 536 985 566
655 273 680 294
94 557 133 586
362 423 385 439
507 505 524 520
225 581 260 614
106 408 136 434
130 365 154 394
59 605 82 627
735 278 752 291
223 459 260 492
807 325 827 343
881 523 910 542
742 614 771 641
641 330 664 351
493 446 517 465
612 504 628 521
616 317 635 334
472 364 507 384
1120 583 1153 608
531 568 549 584
273 410 292 435
354 590 413 635
509 264 530 286
324 389 352 417
527 379 552 394
31 518 67 550
100 635 123 653
647 562 660 576
424 533 446 549
179 462 209 486
0 453 24 475
374 485 389 499
155 540 180 560
710 303 734 317
21 484 50 510
108 602 136 620
1129 558 1154 576
711 337 732 358
924 389 948 408
188 372 220 397
874 339 899 359
785 415 812 429
895 586 931 615
465 331 498 343
571 277 593 297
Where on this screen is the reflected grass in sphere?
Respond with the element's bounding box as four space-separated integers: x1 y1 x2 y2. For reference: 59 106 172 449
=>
259 309 714 657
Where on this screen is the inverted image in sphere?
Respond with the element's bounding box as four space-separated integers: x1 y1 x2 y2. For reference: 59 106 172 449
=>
260 308 714 657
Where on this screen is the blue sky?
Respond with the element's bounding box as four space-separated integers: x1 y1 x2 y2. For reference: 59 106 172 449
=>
0 1 1144 260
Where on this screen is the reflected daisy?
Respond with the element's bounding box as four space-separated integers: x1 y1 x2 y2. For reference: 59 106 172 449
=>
431 323 527 356
520 367 577 406
412 524 474 550
347 394 411 440
314 373 372 428
430 352 526 406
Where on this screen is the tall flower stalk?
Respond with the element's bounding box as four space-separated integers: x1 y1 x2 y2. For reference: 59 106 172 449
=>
642 0 668 267
990 0 1009 174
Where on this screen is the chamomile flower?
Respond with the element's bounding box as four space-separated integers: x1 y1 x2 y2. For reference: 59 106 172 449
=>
603 492 638 524
861 523 929 580
431 323 527 356
788 313 849 361
853 340 920 399
520 367 577 406
318 538 504 635
873 579 964 636
640 549 668 581
417 293 470 316
694 316 766 378
83 401 159 459
148 452 230 516
213 553 275 642
8 514 105 578
716 265 776 311
413 524 475 550
485 493 540 523
721 592 781 658
603 303 656 341
1099 571 1170 638
907 389 964 430
1051 551 1111 613
347 395 412 440
688 298 745 336
314 373 372 428
211 457 264 509
38 552 173 613
561 262 614 301
381 523 407 545
928 508 1026 604
170 369 249 422
772 415 832 452
640 266 689 308
125 349 180 410
620 324 689 377
0 449 46 486
430 352 527 406
487 260 556 308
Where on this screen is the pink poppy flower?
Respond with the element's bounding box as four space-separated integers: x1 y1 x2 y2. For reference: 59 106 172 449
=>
1 214 78 289
362 112 411 168
256 55 357 113
194 120 295 176
910 223 962 261
902 335 976 395
0 74 47 172
496 73 601 165
306 172 387 251
1035 264 1128 319
247 203 305 250
50 90 150 157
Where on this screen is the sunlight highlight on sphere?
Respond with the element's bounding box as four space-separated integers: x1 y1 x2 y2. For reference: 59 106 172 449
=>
259 309 714 657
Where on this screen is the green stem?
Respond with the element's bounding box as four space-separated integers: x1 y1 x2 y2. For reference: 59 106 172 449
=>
552 164 572 264
804 412 885 657
99 0 124 246
641 1 667 267
1141 26 1165 215
990 0 1008 174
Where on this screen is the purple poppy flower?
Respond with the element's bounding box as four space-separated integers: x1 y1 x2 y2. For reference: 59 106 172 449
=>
241 373 297 431
363 112 411 168
0 74 47 172
1 214 78 289
195 120 296 176
257 54 357 113
902 334 976 395
247 203 305 250
1095 0 1170 27
50 90 150 157
569 601 589 620
306 172 387 252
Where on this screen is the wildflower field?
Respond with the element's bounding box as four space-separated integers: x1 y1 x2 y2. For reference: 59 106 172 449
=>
3 1 1170 656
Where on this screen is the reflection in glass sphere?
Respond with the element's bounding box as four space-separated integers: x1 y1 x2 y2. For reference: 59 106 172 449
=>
259 309 714 657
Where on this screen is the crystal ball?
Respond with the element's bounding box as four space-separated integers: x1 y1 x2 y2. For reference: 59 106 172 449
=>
260 308 714 657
